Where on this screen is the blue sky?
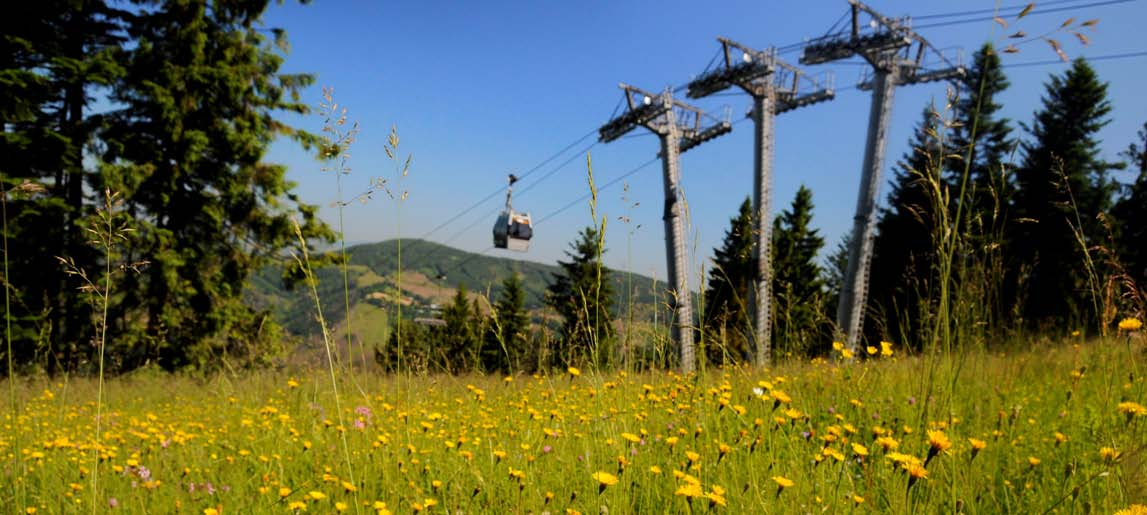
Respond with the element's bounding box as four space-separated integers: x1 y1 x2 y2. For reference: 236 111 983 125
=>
261 0 1147 281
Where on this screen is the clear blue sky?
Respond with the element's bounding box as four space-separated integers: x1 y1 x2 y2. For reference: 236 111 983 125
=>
261 0 1147 281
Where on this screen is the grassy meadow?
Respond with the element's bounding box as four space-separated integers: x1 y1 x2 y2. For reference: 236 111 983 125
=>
4 334 1146 514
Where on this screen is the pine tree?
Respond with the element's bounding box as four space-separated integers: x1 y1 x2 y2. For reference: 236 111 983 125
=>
483 273 530 373
701 197 754 364
441 284 478 372
1011 58 1120 328
771 186 826 356
1 0 126 373
97 0 333 371
1112 121 1147 291
950 43 1016 214
546 227 614 367
868 105 946 349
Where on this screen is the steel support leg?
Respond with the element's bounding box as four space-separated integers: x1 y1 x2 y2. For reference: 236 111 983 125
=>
837 68 896 351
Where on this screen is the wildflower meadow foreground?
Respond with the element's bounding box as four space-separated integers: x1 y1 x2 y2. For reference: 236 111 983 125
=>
4 336 1147 514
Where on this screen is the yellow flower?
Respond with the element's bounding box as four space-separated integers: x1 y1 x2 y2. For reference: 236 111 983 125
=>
1100 447 1122 462
707 486 728 507
685 451 701 463
287 501 307 511
567 367 581 377
1118 317 1142 332
335 502 348 512
772 476 794 489
852 443 869 457
1118 401 1147 417
1028 456 1041 467
621 432 640 444
905 463 928 479
649 465 662 475
675 482 704 498
876 436 900 451
592 471 618 493
1113 504 1147 515
969 438 987 456
279 486 292 498
866 345 878 355
307 491 327 501
926 430 951 460
880 341 894 357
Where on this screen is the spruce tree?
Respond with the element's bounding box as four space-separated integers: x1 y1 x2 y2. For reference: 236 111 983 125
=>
868 105 946 349
1011 58 1119 328
1112 121 1147 291
441 284 478 372
546 227 614 366
97 0 332 370
951 43 1016 213
483 273 530 373
1 0 126 372
771 185 826 356
701 197 754 364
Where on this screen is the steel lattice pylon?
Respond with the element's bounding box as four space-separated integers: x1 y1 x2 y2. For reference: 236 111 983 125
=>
687 37 834 367
599 84 732 373
800 0 964 353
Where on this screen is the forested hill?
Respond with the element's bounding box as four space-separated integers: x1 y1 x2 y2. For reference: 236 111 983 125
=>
245 239 668 336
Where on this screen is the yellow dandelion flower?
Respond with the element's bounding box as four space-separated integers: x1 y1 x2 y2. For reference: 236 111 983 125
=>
926 430 951 461
675 482 704 498
567 367 581 377
852 443 869 457
335 502 348 512
621 432 640 443
649 465 662 475
592 471 618 493
1118 317 1142 332
279 486 292 498
685 451 701 463
772 476 794 489
876 436 900 452
969 438 987 457
707 487 728 507
1117 401 1147 417
853 495 865 504
866 345 878 355
1028 456 1041 467
905 463 928 479
1113 504 1147 515
880 341 894 356
307 491 327 501
1101 447 1122 462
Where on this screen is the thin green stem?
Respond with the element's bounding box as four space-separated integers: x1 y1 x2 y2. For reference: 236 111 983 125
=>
293 220 360 512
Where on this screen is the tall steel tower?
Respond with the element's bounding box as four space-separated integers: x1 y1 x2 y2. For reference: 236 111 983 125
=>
686 37 834 366
599 84 732 373
800 0 963 352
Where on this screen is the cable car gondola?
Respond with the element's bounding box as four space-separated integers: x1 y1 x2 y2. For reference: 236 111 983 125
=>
493 173 533 251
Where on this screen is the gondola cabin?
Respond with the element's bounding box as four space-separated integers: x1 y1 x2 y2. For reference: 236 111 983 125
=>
493 210 532 251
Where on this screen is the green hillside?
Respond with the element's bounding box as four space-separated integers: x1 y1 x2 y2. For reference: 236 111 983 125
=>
245 238 669 337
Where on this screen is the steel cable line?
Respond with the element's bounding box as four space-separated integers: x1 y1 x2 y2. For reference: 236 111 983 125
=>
915 0 1135 29
412 128 599 243
435 139 600 250
912 0 1115 19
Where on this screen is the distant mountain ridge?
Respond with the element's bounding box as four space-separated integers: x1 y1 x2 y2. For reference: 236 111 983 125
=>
245 238 669 337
